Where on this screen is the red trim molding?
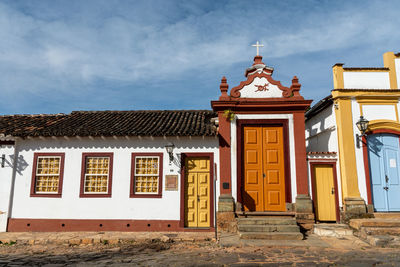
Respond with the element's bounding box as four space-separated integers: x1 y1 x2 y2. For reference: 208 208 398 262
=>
80 152 113 198
7 218 214 232
180 153 214 229
30 153 65 198
309 161 340 222
130 153 163 198
236 119 292 207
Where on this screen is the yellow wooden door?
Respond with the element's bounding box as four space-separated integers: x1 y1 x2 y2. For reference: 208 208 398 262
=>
184 157 210 228
314 165 336 221
243 126 286 211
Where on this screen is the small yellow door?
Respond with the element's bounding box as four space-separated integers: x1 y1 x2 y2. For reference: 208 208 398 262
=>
314 165 336 221
184 157 210 228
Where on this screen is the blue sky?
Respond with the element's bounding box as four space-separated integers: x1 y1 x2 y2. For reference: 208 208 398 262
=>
0 0 399 115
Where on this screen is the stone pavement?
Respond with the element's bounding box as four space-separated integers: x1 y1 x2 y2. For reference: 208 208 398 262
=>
0 231 216 245
0 232 400 266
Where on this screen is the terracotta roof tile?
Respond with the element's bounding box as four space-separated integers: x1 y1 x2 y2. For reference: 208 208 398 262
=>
0 110 217 138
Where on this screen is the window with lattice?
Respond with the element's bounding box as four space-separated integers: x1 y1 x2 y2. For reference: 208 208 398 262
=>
84 156 110 193
134 156 160 194
34 156 61 193
31 153 65 198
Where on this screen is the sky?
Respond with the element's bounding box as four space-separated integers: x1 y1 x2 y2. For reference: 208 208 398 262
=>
0 0 399 115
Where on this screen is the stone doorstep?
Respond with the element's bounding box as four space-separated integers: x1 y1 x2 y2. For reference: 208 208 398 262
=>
313 224 353 237
373 213 400 219
238 224 300 233
350 219 400 230
362 226 400 236
239 232 303 240
237 217 297 225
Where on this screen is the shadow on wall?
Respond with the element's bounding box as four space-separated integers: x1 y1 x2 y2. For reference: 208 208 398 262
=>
307 108 334 152
8 155 28 175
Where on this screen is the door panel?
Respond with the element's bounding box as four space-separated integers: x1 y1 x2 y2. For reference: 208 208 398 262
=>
314 165 336 221
368 134 400 212
243 126 286 212
184 157 210 228
243 127 264 211
263 127 286 211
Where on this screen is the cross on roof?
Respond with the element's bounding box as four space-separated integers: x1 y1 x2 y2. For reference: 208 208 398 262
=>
252 41 264 56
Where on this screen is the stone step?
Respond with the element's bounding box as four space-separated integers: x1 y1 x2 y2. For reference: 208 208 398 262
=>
374 213 400 219
236 211 295 217
237 217 297 226
238 224 300 233
313 224 353 237
360 227 400 236
350 219 400 230
239 232 303 240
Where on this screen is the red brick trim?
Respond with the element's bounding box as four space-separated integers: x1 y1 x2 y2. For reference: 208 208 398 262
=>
236 119 292 208
180 153 214 229
30 153 65 198
309 161 340 222
80 152 113 198
130 153 163 198
7 218 214 232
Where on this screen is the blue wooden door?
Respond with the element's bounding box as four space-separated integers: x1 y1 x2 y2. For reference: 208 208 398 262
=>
367 134 400 212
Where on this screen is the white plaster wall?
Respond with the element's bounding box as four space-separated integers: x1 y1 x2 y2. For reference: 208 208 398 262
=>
0 145 16 232
305 105 343 208
396 58 400 89
343 72 390 89
352 99 368 203
362 105 397 121
239 77 283 98
305 105 338 153
231 114 297 203
9 136 219 221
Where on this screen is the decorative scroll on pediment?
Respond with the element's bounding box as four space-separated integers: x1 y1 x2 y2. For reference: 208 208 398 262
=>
230 72 301 99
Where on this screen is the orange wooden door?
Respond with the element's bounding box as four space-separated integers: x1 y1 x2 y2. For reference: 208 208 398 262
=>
243 126 286 211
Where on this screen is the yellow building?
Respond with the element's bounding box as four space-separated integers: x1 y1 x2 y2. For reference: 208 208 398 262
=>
306 52 400 221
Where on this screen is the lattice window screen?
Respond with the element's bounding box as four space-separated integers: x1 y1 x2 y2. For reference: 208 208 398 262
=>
134 157 159 194
35 156 61 193
84 157 110 193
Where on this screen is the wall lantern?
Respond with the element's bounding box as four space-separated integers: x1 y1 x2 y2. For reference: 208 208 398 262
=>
165 142 175 163
356 116 369 148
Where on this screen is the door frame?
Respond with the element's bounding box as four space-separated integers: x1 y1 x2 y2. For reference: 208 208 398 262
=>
180 153 214 228
310 161 340 222
236 119 292 209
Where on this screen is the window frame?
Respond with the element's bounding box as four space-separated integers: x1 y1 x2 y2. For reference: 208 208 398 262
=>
30 152 65 198
130 153 163 198
80 152 113 198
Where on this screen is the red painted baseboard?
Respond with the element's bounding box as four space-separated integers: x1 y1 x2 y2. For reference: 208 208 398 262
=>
7 219 214 232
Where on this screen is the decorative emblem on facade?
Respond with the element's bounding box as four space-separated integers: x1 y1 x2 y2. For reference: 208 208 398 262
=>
254 83 269 92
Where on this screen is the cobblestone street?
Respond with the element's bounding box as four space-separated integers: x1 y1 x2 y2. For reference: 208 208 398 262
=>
1 237 400 266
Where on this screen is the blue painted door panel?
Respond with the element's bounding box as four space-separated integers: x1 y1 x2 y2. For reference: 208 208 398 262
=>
367 135 387 211
367 134 400 212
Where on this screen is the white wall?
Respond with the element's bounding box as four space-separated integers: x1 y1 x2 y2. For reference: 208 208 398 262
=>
9 136 219 222
362 105 397 121
0 145 16 232
343 72 390 89
305 105 338 153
